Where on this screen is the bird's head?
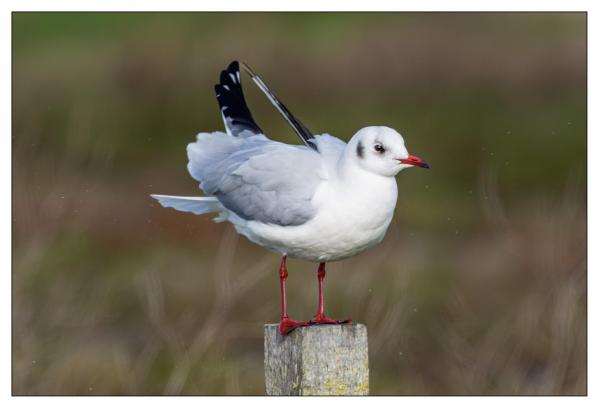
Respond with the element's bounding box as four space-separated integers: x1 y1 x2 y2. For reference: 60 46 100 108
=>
348 126 429 177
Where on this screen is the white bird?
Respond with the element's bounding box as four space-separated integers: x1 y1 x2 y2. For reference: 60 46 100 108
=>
151 61 429 335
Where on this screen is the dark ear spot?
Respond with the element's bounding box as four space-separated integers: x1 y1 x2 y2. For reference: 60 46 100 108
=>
356 141 364 158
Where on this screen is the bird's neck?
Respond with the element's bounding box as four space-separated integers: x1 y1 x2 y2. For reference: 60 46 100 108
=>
336 151 398 204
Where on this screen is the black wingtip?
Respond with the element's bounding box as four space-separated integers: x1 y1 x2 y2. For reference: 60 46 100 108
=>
224 61 239 78
221 61 239 76
214 60 262 137
219 61 241 87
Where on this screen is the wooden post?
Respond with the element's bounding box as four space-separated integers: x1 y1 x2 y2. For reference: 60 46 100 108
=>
264 323 369 395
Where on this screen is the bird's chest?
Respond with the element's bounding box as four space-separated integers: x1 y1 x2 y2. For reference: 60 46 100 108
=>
308 177 398 259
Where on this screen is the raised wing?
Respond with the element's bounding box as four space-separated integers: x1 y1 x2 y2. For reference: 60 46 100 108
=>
241 62 318 151
187 133 323 226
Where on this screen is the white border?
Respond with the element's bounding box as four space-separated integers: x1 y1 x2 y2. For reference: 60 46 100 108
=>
2 1 594 406
1 0 595 12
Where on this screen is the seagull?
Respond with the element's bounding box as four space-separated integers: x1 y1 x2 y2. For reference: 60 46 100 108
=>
151 61 429 335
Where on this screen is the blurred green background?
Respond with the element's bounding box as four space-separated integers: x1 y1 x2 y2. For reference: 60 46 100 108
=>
12 12 586 395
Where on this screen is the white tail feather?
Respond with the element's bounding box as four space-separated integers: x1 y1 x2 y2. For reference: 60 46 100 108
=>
150 194 222 216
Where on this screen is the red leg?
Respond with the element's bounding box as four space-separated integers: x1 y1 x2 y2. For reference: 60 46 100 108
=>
309 263 352 325
278 256 308 335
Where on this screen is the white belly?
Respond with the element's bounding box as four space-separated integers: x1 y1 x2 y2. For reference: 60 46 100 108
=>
232 175 398 262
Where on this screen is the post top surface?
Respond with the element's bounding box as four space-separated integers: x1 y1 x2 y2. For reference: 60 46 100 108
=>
264 322 366 329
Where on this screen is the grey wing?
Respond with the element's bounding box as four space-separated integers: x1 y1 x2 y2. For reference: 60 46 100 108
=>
197 138 324 226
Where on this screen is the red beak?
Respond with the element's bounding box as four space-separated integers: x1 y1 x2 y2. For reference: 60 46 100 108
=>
399 154 430 169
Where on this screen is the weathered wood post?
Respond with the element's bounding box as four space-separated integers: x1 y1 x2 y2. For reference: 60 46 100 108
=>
264 323 369 395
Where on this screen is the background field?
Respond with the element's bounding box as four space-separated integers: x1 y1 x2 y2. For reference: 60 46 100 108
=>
12 12 586 395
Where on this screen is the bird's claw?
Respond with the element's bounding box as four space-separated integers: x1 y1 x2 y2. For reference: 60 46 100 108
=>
309 314 352 326
278 317 309 335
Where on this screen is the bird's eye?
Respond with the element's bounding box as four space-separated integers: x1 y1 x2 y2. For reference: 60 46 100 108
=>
374 144 385 153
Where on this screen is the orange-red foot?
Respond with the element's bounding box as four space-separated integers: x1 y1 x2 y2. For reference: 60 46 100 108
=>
309 314 352 325
278 317 309 335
